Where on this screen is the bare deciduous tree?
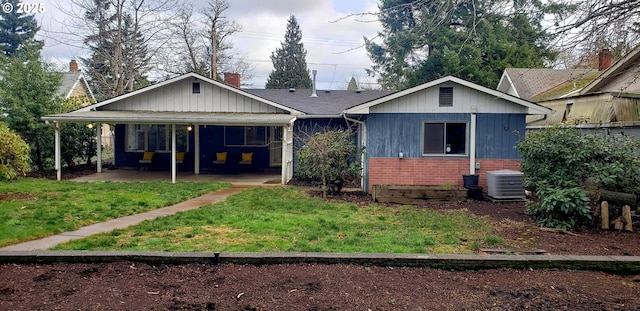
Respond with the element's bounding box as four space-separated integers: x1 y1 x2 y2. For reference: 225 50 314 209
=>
54 0 174 100
549 0 640 54
156 0 253 84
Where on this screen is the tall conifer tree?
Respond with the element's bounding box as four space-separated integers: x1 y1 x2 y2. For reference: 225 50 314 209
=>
266 15 312 89
0 0 41 56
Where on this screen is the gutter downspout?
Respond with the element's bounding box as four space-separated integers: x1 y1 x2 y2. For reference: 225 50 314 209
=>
343 113 366 191
470 106 477 175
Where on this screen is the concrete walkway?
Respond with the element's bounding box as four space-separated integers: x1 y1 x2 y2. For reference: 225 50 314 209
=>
0 186 247 251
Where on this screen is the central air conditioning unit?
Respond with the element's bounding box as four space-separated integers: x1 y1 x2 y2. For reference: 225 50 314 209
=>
486 169 525 200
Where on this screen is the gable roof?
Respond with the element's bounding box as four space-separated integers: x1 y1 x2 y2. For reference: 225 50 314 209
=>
77 72 303 115
245 89 394 116
497 68 599 101
56 72 95 100
530 71 601 102
581 45 640 94
345 75 552 115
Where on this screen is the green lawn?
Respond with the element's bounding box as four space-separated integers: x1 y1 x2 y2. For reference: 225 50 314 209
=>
0 179 229 247
54 187 502 254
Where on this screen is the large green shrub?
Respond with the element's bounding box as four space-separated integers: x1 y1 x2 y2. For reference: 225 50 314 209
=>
516 126 640 229
526 181 591 229
296 129 361 199
0 122 31 180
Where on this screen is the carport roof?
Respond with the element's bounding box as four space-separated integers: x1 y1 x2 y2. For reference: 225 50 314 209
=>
42 110 296 125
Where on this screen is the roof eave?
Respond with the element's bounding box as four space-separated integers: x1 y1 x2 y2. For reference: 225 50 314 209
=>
42 112 296 126
581 45 640 94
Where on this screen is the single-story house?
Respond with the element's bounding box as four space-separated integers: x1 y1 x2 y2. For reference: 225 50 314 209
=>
43 73 551 191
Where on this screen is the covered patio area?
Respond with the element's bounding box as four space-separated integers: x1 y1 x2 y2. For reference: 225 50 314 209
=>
41 73 302 184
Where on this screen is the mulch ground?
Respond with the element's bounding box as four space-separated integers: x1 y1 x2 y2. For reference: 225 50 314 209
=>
3 185 640 310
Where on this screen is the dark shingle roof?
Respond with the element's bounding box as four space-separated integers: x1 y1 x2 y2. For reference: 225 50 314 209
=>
244 89 395 115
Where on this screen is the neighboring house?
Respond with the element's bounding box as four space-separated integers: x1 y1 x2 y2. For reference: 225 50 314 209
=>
57 60 112 147
57 60 94 99
497 68 599 102
43 72 550 190
498 47 640 136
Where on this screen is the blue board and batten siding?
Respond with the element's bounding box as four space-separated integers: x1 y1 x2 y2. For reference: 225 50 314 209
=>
365 113 525 159
476 114 525 159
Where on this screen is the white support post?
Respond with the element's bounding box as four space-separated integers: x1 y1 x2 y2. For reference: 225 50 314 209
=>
470 106 477 175
171 124 177 184
360 123 367 190
96 124 102 173
54 122 61 181
281 119 296 184
287 121 295 182
194 124 200 175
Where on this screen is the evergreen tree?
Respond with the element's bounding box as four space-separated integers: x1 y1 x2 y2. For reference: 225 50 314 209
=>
266 15 312 89
0 0 41 56
366 0 558 89
0 43 61 171
347 77 358 90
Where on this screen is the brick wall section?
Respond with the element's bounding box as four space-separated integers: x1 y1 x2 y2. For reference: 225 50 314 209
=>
368 158 520 192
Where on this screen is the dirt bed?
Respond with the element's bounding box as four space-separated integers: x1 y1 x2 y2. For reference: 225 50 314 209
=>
3 193 640 310
2 261 639 310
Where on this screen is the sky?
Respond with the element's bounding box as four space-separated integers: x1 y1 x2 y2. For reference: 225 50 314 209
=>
32 0 382 90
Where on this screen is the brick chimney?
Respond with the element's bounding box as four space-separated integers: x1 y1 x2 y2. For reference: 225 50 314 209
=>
598 49 612 71
224 72 240 88
69 59 79 72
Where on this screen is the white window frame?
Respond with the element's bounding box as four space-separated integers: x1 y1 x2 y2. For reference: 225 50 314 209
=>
422 121 468 156
125 124 190 152
224 126 268 147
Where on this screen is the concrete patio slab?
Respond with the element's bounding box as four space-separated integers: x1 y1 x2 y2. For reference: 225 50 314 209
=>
69 169 282 186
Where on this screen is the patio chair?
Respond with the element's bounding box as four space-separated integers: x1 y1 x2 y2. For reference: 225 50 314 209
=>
176 152 185 164
212 152 227 173
138 151 154 171
174 152 186 170
239 152 254 172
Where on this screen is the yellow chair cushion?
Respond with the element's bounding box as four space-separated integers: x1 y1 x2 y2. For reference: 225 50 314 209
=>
241 152 253 162
216 152 227 162
142 151 154 161
176 152 185 161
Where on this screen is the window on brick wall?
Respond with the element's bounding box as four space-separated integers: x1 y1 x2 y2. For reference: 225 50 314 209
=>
422 122 467 155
